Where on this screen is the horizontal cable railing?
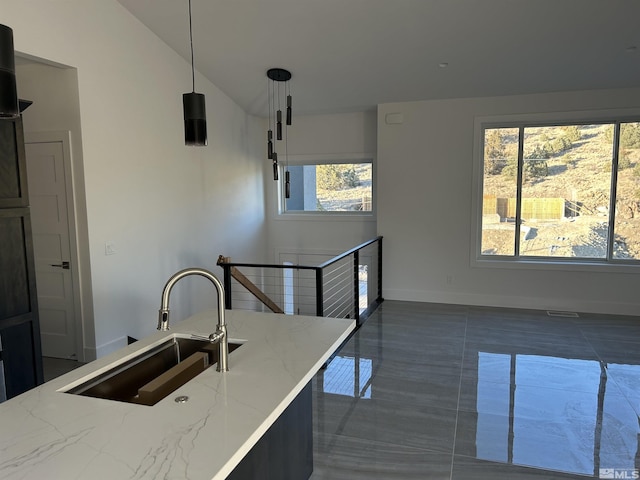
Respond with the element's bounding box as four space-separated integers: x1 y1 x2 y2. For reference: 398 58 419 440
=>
217 236 383 327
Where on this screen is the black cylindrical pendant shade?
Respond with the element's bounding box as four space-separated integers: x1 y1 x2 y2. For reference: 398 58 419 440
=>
267 129 273 159
0 24 19 118
272 158 279 181
276 110 282 140
183 92 207 146
286 95 292 126
285 170 291 198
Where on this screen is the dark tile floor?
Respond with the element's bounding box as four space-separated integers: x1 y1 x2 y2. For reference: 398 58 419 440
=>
310 300 640 479
42 356 83 383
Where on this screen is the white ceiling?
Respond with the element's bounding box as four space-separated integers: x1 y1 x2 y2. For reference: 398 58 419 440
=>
117 0 640 117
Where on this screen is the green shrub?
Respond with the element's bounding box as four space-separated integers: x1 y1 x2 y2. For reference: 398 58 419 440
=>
524 159 548 179
484 130 506 174
619 149 632 170
604 123 640 148
620 123 640 148
502 158 548 179
528 144 552 159
562 126 582 142
502 158 518 178
317 164 359 190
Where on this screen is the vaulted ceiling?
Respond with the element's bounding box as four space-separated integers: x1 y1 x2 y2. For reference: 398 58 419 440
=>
117 0 640 117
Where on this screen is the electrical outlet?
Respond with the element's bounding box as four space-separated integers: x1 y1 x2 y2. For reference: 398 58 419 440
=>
105 241 116 256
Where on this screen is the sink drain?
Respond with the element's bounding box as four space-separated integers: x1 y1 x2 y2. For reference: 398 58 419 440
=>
174 395 189 403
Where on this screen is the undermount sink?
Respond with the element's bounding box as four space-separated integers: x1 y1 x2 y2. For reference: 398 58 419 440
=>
64 335 241 406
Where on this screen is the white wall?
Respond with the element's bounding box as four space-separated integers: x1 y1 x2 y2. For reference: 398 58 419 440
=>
266 111 378 261
4 0 266 359
378 87 640 316
15 62 96 358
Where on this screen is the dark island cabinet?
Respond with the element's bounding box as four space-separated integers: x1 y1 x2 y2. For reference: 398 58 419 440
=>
0 116 43 401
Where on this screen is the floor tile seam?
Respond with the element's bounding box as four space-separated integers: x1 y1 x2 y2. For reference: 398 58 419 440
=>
457 375 629 396
370 369 463 384
463 330 590 341
316 394 460 416
450 453 594 479
450 310 469 480
573 319 640 415
575 320 621 359
313 430 455 456
599 374 640 418
315 430 455 456
455 406 631 426
462 338 594 352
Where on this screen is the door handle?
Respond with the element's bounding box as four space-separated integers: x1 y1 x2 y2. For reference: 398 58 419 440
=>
51 261 70 270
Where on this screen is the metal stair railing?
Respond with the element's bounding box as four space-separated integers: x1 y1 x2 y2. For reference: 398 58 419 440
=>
217 236 383 327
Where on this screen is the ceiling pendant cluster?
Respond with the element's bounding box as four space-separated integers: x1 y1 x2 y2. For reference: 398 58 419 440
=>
266 68 292 197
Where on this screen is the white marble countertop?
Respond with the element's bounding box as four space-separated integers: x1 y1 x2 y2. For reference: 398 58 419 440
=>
0 310 355 480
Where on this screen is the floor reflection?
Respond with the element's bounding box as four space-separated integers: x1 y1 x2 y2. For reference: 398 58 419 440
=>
311 301 640 479
323 355 373 399
474 352 640 476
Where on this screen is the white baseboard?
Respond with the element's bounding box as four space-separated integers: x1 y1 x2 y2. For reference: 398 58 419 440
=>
382 288 640 317
85 336 128 361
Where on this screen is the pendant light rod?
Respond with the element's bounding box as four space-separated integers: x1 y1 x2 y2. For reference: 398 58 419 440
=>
188 0 195 92
183 0 207 146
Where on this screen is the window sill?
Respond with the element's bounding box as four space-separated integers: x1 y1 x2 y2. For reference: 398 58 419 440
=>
275 212 376 222
472 256 640 274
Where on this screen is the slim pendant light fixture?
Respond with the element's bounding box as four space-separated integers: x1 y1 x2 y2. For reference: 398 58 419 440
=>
266 68 292 197
0 24 19 118
183 0 207 146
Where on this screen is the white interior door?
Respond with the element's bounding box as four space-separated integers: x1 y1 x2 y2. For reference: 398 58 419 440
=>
24 140 77 359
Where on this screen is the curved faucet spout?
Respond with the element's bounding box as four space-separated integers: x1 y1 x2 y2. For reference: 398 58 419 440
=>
157 268 228 372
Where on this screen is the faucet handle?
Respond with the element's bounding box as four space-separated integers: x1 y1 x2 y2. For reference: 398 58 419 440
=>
191 332 223 344
158 309 170 331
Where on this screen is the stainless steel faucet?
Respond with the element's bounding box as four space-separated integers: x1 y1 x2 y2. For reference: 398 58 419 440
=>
157 268 228 372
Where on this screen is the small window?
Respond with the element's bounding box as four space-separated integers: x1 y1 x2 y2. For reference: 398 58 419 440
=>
283 162 373 213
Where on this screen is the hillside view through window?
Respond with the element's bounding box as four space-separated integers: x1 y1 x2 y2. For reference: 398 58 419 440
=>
481 122 640 261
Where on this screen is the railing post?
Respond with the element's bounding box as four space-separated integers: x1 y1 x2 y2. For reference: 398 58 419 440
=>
353 250 360 326
222 265 232 309
315 267 324 317
377 237 383 302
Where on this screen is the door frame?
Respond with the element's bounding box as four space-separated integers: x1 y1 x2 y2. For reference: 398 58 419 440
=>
24 131 84 362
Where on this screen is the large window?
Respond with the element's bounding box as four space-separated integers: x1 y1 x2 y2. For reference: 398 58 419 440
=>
282 161 373 213
479 120 640 263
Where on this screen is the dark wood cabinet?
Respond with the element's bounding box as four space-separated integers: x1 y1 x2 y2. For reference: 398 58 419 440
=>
0 116 43 400
0 118 28 207
227 383 313 480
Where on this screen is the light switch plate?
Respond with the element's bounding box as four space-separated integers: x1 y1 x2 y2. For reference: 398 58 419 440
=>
105 241 116 255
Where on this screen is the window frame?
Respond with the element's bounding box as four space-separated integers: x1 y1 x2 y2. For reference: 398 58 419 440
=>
471 108 640 273
277 153 376 217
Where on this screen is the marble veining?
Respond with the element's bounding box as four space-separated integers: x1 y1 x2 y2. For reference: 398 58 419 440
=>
0 310 354 480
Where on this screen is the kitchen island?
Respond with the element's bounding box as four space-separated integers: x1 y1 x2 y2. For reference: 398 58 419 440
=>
0 309 354 479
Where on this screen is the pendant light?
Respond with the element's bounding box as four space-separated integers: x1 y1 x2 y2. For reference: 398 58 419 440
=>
183 0 207 146
0 24 19 117
266 68 292 197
